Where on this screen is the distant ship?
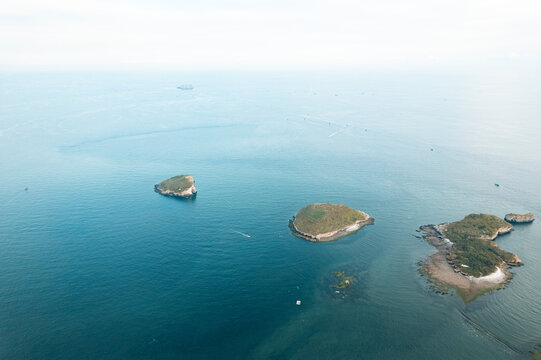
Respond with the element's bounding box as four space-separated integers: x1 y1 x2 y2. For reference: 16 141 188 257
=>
177 84 193 90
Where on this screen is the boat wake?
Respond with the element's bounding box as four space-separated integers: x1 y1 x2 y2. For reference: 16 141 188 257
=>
59 124 240 150
460 311 520 355
232 230 251 238
329 128 347 137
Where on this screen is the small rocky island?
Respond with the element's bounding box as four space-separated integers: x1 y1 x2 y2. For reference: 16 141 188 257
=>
333 271 353 291
420 214 523 302
290 203 374 242
154 175 197 199
177 84 193 90
505 212 535 223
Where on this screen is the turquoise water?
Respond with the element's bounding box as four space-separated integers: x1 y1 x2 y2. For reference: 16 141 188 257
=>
1 71 540 359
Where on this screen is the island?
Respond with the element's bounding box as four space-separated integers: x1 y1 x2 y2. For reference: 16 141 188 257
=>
289 203 374 242
177 84 193 90
333 271 352 290
505 212 535 223
154 175 197 199
419 214 523 302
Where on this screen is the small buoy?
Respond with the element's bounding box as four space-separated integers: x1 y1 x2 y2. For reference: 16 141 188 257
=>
24 187 28 191
296 300 301 306
430 148 434 152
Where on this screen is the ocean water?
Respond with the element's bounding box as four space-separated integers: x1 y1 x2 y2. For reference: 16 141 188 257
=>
1 70 540 359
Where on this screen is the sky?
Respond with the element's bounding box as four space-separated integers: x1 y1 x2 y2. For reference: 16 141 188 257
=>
1 0 540 70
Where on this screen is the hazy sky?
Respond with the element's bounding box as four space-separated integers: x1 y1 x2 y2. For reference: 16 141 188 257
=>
1 0 540 70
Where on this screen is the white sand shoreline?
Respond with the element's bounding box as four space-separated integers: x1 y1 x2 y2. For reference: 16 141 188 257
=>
468 267 506 284
345 223 361 232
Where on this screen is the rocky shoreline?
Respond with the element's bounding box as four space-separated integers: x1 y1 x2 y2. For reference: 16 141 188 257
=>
290 214 374 242
505 212 535 223
154 175 197 199
420 223 522 302
154 184 197 199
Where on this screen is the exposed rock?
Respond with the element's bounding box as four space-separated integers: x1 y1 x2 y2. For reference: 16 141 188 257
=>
177 84 193 90
418 214 523 302
504 213 535 223
479 225 513 240
155 175 197 199
290 216 374 242
506 254 523 266
289 203 374 242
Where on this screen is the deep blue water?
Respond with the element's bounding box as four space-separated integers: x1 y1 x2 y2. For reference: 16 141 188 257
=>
1 71 541 359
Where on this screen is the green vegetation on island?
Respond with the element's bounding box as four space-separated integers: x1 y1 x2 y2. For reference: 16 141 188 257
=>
155 174 197 198
419 213 523 302
443 214 518 277
290 203 374 241
333 271 353 289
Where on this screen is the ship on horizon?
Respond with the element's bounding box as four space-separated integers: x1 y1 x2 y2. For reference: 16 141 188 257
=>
177 84 194 90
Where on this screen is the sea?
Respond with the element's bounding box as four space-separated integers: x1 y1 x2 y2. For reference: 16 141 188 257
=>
1 69 540 359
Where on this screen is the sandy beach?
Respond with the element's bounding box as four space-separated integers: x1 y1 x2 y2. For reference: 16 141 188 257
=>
420 224 513 302
469 267 507 284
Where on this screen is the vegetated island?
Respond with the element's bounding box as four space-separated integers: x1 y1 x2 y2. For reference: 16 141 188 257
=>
504 212 535 223
332 270 353 296
154 175 197 199
419 214 523 302
289 203 374 242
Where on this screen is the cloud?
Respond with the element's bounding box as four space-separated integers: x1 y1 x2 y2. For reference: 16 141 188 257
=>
1 0 540 70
